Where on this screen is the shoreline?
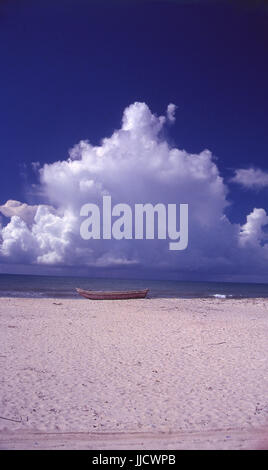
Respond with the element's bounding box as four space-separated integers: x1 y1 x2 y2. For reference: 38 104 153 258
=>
1 427 268 450
1 295 268 301
0 297 267 449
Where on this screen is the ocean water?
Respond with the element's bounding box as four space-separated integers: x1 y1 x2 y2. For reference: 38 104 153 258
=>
0 273 268 299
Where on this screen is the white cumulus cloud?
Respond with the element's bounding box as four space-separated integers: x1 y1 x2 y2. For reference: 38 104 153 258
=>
231 168 268 189
239 208 268 247
0 200 40 225
0 102 268 280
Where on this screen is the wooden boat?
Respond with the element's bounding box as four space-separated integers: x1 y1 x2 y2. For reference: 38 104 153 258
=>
76 287 149 300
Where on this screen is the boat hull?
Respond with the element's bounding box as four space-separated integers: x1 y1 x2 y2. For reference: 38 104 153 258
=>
76 287 149 300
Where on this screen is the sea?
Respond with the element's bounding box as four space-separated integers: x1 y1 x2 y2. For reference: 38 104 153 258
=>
0 273 268 299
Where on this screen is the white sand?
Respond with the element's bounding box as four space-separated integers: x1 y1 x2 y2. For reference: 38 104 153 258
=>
0 296 267 449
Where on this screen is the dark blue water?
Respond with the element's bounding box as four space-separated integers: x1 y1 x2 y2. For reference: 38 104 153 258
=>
0 273 268 299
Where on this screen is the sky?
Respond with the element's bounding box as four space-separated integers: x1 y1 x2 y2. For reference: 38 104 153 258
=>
0 0 268 281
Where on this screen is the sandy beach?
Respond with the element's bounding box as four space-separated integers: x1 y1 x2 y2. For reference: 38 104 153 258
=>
0 296 267 450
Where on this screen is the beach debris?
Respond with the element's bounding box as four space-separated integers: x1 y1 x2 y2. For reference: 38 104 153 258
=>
0 415 22 423
49 408 57 413
208 342 227 346
254 404 268 415
53 302 62 305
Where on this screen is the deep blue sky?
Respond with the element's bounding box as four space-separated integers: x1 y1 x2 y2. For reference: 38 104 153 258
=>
0 0 268 223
